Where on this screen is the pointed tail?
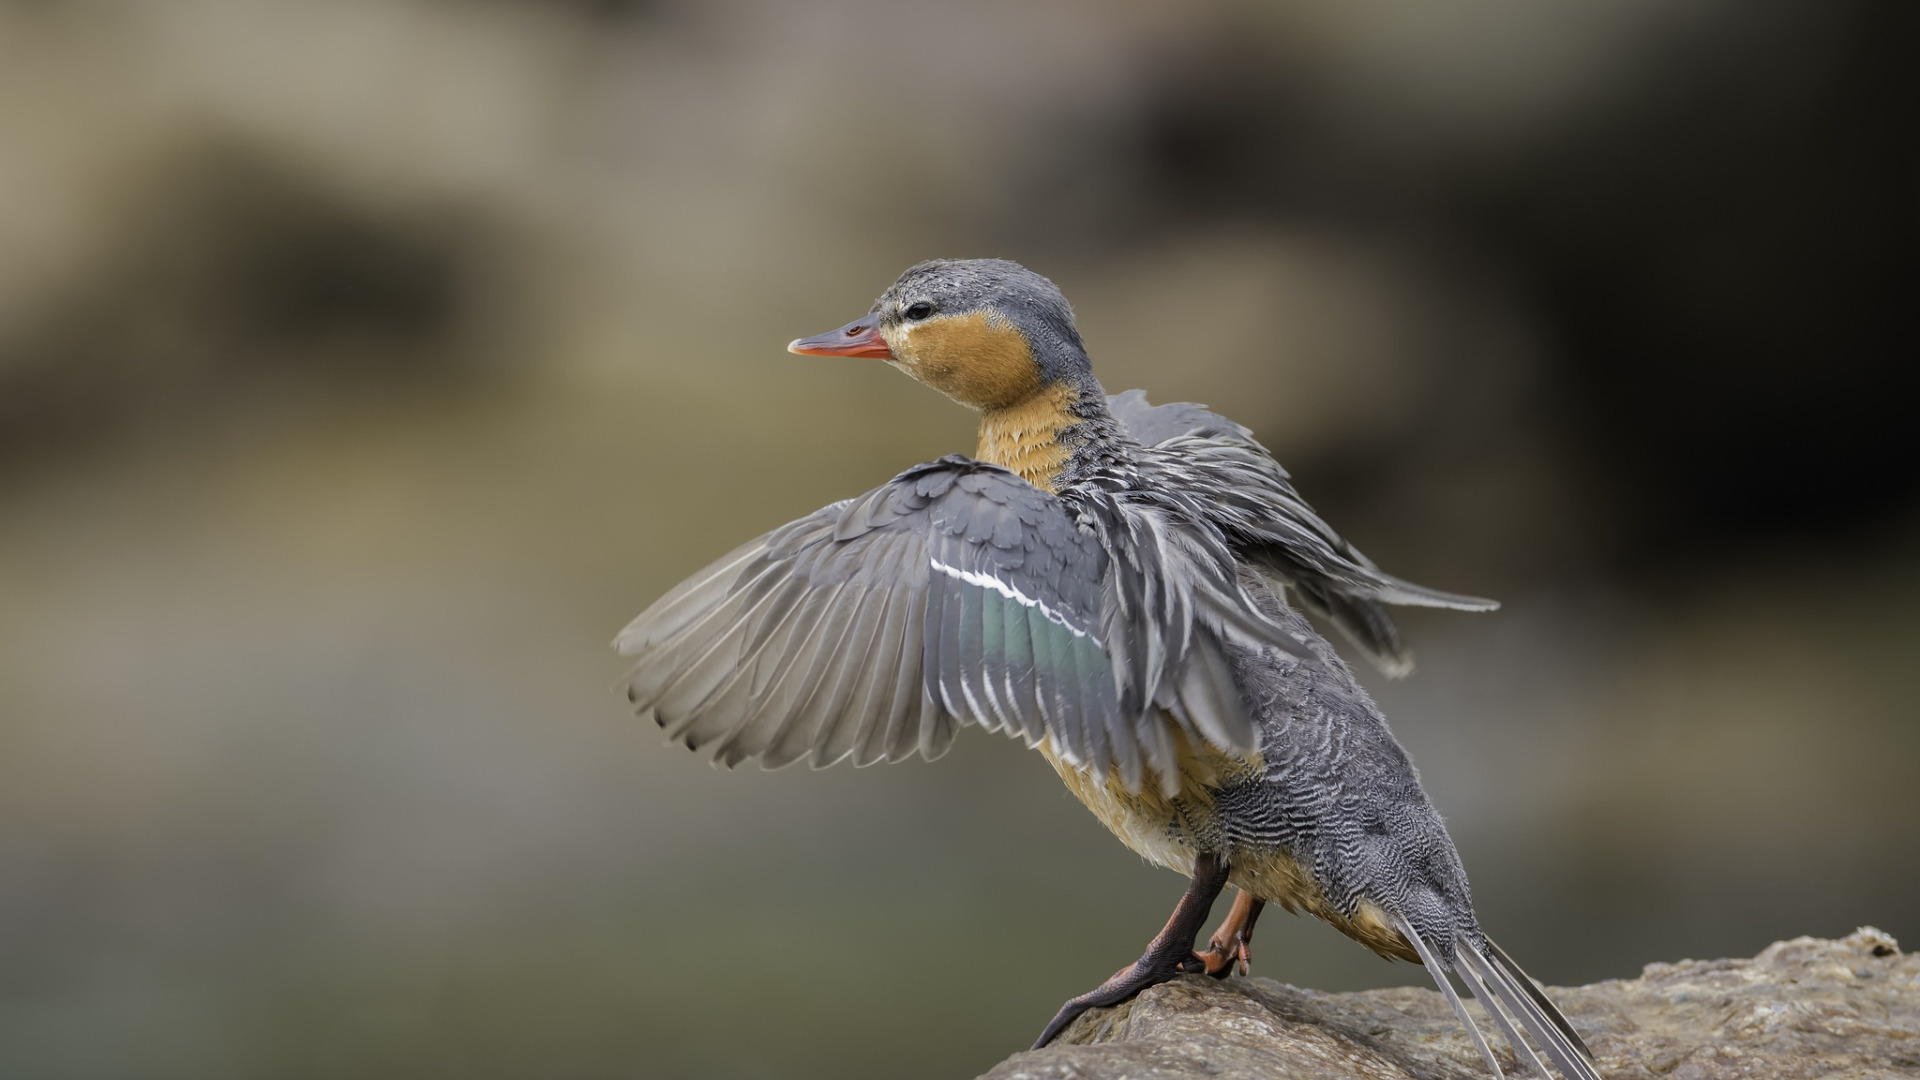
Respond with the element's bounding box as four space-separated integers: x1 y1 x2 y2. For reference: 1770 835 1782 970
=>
1399 918 1602 1080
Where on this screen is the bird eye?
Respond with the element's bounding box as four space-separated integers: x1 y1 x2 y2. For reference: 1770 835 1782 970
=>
903 301 934 321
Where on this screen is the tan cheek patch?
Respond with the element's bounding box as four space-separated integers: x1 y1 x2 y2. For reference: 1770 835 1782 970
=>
891 311 1041 410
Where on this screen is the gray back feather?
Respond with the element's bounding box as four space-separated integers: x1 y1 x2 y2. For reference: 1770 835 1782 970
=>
1212 574 1479 948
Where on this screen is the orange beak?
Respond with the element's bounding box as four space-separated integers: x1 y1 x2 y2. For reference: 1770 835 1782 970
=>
787 316 894 359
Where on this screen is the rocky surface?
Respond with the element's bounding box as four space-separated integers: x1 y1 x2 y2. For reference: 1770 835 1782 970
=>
983 928 1918 1079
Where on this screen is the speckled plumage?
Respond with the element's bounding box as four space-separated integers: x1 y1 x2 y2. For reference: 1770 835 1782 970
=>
617 259 1600 1080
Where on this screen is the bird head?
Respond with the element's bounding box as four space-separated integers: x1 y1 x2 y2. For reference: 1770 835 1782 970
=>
789 258 1093 411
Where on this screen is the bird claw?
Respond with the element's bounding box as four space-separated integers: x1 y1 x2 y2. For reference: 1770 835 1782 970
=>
1189 935 1250 978
1195 891 1264 979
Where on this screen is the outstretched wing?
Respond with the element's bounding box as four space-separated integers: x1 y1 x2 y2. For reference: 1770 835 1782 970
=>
1110 390 1497 677
616 455 1267 794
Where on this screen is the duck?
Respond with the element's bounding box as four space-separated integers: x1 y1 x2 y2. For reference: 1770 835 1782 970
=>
615 258 1602 1079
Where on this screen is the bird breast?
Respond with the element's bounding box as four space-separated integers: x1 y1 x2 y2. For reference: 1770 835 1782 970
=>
975 382 1079 493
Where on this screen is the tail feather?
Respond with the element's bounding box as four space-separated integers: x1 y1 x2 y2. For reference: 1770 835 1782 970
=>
1460 938 1603 1080
1400 918 1604 1080
1401 920 1506 1079
1456 947 1553 1080
1484 937 1596 1062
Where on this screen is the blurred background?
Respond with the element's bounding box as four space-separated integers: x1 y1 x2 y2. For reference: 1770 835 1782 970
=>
0 0 1914 1076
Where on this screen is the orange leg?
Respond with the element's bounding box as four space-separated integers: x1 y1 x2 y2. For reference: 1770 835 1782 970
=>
1191 889 1266 978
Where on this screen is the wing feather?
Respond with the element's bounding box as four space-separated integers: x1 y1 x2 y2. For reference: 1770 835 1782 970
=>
622 552 782 713
1110 390 1497 677
1053 617 1094 766
1174 626 1258 756
1000 595 1042 744
613 538 765 654
757 583 879 768
865 584 928 767
815 583 910 768
689 580 828 762
930 566 968 721
956 578 994 728
910 639 953 761
619 455 1315 792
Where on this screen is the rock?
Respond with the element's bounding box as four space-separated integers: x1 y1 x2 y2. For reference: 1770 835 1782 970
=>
983 928 1919 1079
